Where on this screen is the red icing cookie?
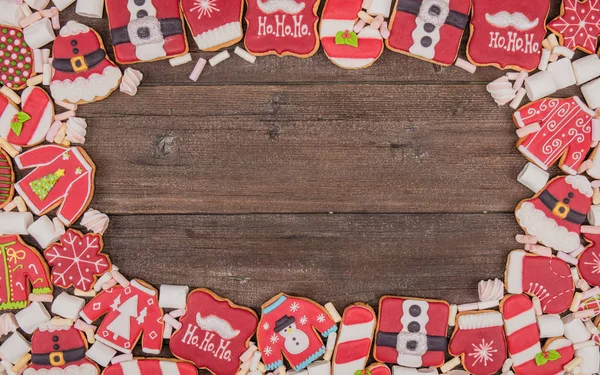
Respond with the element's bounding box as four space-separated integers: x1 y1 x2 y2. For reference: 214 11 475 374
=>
386 0 471 66
0 25 34 90
24 326 99 375
374 296 449 368
0 86 53 147
448 311 507 375
50 21 121 105
181 0 244 51
102 359 198 375
15 145 96 226
80 279 164 354
366 363 391 375
44 229 111 291
548 0 600 55
578 233 600 286
257 293 337 371
467 0 550 71
244 0 321 57
332 303 376 374
501 294 574 375
170 289 258 375
0 149 15 210
105 0 189 64
0 235 52 310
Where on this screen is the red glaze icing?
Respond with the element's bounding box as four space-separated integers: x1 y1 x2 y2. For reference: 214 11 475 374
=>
180 0 244 51
548 0 600 54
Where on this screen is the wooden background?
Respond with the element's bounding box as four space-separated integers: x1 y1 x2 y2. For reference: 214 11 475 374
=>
33 0 576 367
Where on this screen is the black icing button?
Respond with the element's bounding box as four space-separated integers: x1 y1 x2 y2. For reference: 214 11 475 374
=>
408 321 420 332
568 192 574 198
134 0 145 5
137 10 148 18
72 48 79 54
52 355 61 363
429 5 441 16
53 344 60 350
137 27 150 39
406 340 418 351
424 23 435 33
52 335 59 342
409 304 421 317
421 36 432 48
70 39 77 46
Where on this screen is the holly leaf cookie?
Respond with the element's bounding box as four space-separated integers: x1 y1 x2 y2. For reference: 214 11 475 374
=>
0 25 34 90
548 0 600 54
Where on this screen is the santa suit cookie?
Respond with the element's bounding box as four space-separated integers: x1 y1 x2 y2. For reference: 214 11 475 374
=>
515 175 592 254
181 0 244 51
513 97 596 175
24 326 99 375
0 149 14 210
501 294 574 375
15 145 96 226
332 303 376 374
386 0 470 66
244 0 322 57
257 293 337 371
105 0 189 64
103 359 198 375
50 21 121 105
467 0 550 71
80 279 164 354
319 0 384 69
0 26 35 90
0 86 53 147
374 296 449 368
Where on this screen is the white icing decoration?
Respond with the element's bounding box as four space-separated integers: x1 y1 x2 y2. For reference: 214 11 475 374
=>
485 11 539 31
565 175 593 197
23 363 98 375
50 65 122 104
477 278 504 302
256 0 305 15
515 201 581 253
457 311 503 329
59 20 90 37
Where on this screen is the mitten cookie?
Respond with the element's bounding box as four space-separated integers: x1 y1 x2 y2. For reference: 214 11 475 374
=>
181 0 244 51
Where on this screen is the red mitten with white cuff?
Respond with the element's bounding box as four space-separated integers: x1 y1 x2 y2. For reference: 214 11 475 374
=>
448 311 507 375
181 0 244 51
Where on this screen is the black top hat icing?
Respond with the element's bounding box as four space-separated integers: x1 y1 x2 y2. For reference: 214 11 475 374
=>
274 315 295 333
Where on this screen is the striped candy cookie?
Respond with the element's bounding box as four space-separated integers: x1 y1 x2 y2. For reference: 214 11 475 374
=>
0 149 14 209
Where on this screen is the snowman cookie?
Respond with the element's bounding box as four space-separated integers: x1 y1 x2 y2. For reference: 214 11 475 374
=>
257 293 337 371
0 25 34 90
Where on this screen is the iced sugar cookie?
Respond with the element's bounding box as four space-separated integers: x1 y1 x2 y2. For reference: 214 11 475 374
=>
0 26 34 90
548 0 600 55
181 0 244 51
0 149 14 210
0 86 53 147
332 303 376 374
102 359 198 375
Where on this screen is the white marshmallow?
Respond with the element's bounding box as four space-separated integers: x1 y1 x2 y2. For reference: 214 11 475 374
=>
587 146 600 179
0 0 25 27
0 212 33 235
27 215 60 248
51 292 85 320
75 0 104 18
537 314 565 338
0 332 30 364
573 54 600 85
547 58 577 90
86 341 116 367
392 366 438 374
525 71 558 101
589 205 600 226
307 360 331 375
15 301 50 334
23 18 55 49
158 285 189 309
517 162 549 193
582 77 600 110
563 315 592 344
575 345 600 374
24 0 49 10
52 0 76 10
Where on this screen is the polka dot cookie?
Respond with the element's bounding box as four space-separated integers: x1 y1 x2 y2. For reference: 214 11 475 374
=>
0 26 34 90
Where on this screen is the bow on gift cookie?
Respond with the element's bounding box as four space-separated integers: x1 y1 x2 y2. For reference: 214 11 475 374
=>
0 86 53 148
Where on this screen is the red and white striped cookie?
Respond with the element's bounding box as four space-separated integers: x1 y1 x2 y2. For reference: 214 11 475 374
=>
103 359 198 375
0 86 53 147
332 303 376 375
319 0 383 69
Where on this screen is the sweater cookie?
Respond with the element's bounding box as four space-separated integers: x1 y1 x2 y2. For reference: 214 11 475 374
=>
170 288 258 375
257 293 337 371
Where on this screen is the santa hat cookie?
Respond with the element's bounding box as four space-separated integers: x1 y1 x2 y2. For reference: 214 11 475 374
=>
0 26 35 90
515 175 592 254
50 21 121 105
181 0 244 51
0 86 53 147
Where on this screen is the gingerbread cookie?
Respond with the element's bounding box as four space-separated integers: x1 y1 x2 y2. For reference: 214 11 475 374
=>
257 293 337 371
501 294 574 375
0 26 34 90
385 0 470 66
244 0 321 57
332 303 376 374
0 149 14 210
319 0 384 69
374 296 449 368
105 0 189 64
103 359 198 375
0 235 52 310
15 145 96 226
181 0 244 51
548 0 600 55
448 311 507 375
24 326 99 375
578 233 600 286
515 176 592 254
170 288 258 375
514 97 595 174
80 279 164 354
50 21 121 105
44 229 111 291
0 86 53 147
467 0 550 71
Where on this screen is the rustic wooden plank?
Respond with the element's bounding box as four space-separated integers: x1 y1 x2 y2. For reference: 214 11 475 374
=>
70 83 578 214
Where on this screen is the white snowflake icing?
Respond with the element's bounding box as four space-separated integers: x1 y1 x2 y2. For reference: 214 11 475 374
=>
289 302 300 312
316 313 326 323
263 346 273 356
262 322 270 330
299 315 308 325
270 333 279 344
468 339 497 367
584 252 600 274
190 0 219 19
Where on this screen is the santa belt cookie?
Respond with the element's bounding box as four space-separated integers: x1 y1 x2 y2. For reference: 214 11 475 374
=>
539 190 586 223
31 347 86 366
375 331 447 356
53 49 106 73
397 0 468 31
111 17 184 48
